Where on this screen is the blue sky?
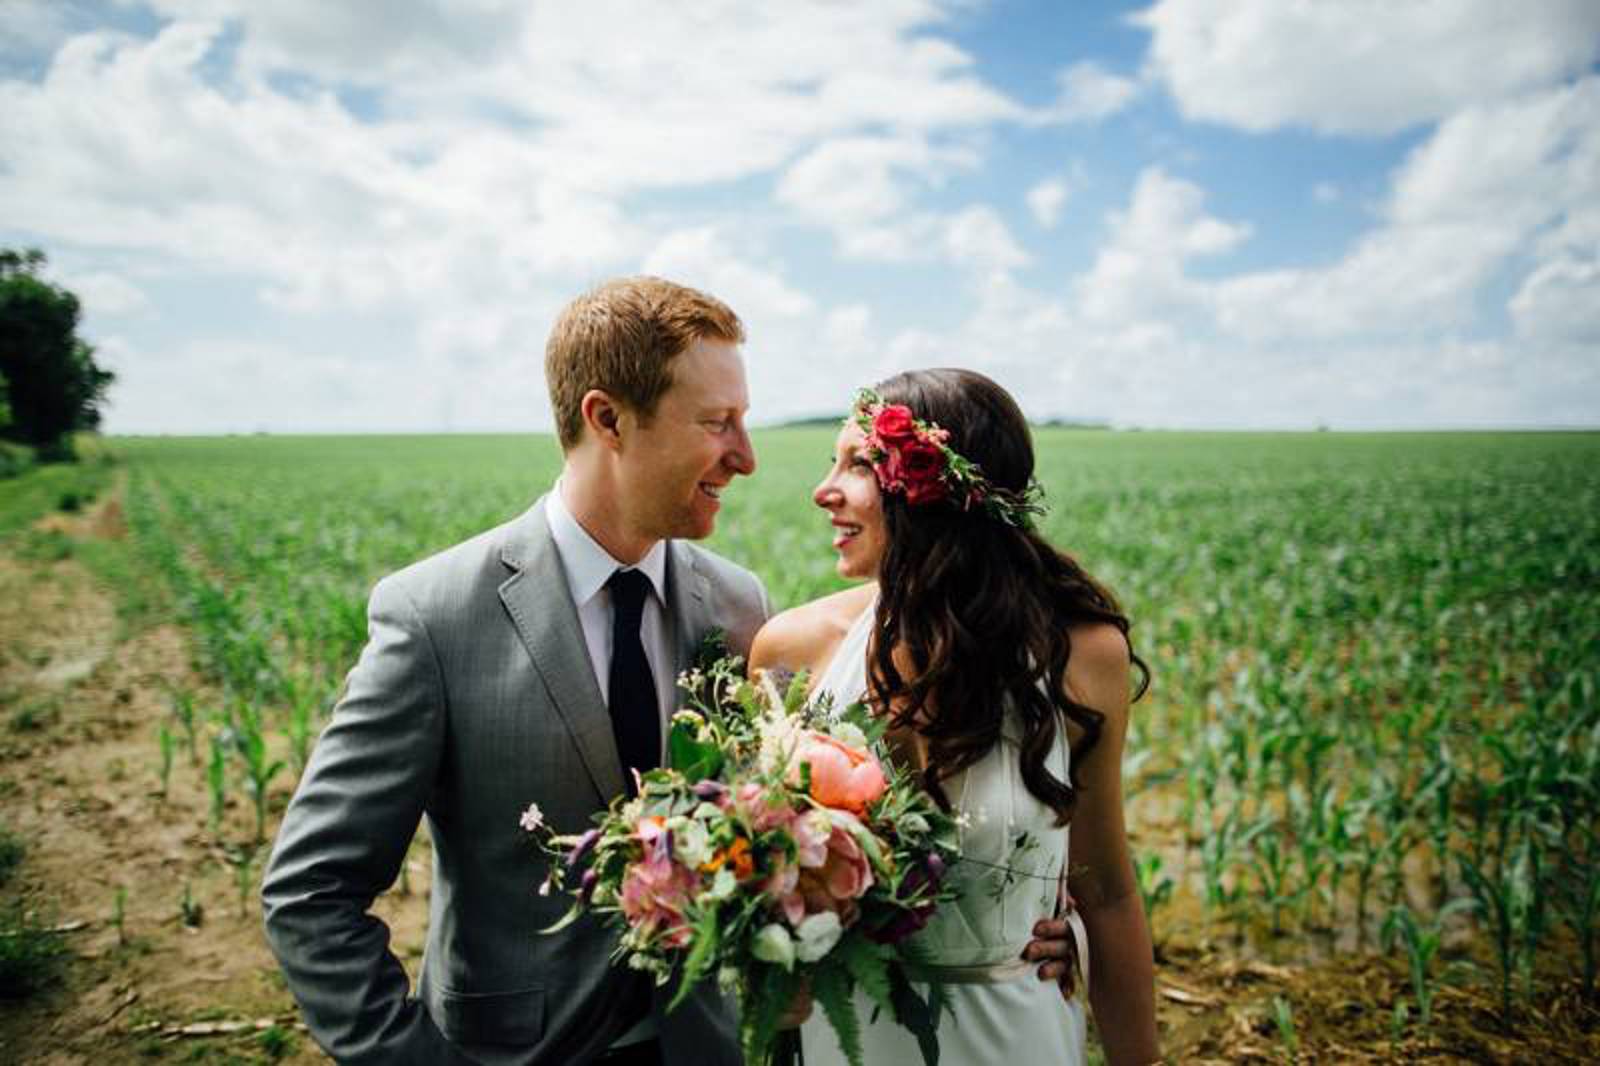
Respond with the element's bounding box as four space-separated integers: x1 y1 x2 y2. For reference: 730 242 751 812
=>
2 1 1597 432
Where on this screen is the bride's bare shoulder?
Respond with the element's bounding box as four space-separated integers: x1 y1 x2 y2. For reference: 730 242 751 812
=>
750 583 877 676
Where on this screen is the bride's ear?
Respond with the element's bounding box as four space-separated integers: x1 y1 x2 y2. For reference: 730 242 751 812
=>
580 389 625 450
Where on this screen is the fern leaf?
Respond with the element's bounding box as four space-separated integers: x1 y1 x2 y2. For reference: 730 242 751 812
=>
813 961 864 1066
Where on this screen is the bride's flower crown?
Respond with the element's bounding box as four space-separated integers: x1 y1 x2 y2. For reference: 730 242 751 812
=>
848 388 1047 528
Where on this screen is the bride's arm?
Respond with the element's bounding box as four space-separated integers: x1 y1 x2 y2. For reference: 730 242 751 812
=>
1064 624 1160 1065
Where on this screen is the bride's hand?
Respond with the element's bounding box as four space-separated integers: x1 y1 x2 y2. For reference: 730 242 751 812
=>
777 978 814 1029
1023 910 1082 1000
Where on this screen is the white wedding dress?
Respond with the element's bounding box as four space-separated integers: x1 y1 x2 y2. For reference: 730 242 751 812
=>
799 596 1089 1066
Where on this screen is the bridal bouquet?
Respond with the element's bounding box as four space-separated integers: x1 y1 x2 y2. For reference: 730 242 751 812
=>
523 655 962 1066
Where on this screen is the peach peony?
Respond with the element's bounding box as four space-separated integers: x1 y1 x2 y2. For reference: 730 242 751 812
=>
790 731 887 815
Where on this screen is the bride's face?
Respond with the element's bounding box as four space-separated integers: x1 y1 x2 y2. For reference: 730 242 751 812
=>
813 424 888 579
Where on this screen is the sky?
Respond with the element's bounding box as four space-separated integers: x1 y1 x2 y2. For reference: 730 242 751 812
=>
2 0 1598 433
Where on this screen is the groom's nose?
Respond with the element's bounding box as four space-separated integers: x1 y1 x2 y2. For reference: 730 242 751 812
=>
725 421 756 476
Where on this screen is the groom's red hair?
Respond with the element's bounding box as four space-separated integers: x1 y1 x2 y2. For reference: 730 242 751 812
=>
545 276 744 450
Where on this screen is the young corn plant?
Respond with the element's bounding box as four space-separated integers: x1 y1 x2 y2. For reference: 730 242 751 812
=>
155 722 175 800
283 671 321 777
1271 995 1298 1062
207 734 229 833
1250 818 1297 938
1381 900 1473 1030
224 843 261 919
167 686 199 764
1134 852 1175 933
179 882 204 929
1460 836 1543 1018
227 699 286 843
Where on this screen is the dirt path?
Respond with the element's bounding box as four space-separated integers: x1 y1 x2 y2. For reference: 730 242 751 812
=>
0 499 429 1065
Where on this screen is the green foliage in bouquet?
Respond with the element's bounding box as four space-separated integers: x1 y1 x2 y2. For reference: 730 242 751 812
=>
527 654 963 1066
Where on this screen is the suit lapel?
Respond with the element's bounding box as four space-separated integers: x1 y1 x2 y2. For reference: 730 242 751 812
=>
667 540 715 681
498 500 627 802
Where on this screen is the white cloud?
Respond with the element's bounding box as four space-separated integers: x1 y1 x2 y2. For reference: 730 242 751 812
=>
776 135 979 261
1135 0 1600 134
61 269 149 315
1077 166 1249 324
1027 177 1070 228
943 205 1029 271
642 227 815 321
1214 77 1600 342
1510 255 1600 346
1038 61 1141 124
5 2 1596 434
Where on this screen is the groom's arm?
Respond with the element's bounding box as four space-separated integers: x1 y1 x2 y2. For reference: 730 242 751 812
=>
262 575 470 1066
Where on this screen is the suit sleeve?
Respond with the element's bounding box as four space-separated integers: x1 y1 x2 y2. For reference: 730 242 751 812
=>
261 575 471 1066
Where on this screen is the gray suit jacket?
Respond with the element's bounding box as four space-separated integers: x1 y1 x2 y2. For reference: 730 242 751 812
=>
262 499 770 1065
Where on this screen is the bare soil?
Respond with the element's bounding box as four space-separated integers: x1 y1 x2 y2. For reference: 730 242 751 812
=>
0 492 1593 1064
0 497 429 1064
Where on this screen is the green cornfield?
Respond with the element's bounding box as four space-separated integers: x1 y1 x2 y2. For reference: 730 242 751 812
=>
115 428 1600 1036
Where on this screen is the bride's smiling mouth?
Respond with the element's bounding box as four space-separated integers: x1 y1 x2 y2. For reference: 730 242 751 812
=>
831 519 862 548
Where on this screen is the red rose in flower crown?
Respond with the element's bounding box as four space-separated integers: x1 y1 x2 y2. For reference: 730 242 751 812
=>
898 439 948 506
849 386 1048 528
871 404 919 447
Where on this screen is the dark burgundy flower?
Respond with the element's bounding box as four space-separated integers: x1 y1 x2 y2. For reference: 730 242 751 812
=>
899 440 949 506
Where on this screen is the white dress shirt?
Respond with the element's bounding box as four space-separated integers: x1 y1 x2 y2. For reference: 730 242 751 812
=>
545 481 678 764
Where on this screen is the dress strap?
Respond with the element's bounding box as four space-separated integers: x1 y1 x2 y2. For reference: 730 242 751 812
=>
810 592 876 707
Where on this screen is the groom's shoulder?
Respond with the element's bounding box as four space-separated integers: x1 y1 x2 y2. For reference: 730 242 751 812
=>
677 541 765 601
374 505 538 609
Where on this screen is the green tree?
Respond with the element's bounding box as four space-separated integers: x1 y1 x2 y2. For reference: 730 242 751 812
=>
0 248 115 459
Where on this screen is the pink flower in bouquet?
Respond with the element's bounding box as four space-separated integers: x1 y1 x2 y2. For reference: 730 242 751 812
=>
729 781 799 834
790 731 887 814
775 820 875 926
620 817 697 948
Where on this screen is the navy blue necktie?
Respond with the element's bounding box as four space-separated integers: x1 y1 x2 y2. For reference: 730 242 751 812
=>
607 568 659 795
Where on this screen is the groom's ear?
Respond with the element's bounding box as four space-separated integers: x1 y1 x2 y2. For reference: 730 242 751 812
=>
580 389 626 450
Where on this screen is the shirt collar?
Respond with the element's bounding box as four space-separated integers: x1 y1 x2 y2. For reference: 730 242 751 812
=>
546 479 667 609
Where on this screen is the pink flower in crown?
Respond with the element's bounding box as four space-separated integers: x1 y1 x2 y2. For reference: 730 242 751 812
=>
873 447 908 494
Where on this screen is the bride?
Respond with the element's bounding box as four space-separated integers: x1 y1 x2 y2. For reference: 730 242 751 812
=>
750 369 1160 1065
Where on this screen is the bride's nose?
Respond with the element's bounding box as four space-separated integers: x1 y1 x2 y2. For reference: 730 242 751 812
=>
813 476 840 510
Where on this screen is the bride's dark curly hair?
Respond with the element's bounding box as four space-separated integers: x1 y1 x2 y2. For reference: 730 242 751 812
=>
866 369 1149 825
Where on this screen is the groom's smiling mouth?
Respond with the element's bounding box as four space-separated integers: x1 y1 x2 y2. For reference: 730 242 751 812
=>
698 481 724 500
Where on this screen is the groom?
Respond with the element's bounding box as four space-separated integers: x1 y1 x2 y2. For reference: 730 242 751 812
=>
263 276 1083 1065
262 277 766 1065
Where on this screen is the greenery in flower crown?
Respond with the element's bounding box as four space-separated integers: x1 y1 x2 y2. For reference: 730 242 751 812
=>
849 388 1047 528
